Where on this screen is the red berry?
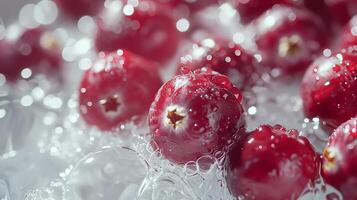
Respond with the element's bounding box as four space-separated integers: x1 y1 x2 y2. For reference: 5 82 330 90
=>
79 50 162 131
325 0 357 26
159 0 218 12
254 6 327 74
225 124 318 200
55 0 105 19
0 40 18 80
233 0 298 24
15 27 62 71
340 45 357 61
148 68 245 164
179 38 260 90
339 16 357 49
322 118 357 200
0 27 62 81
95 0 180 63
301 53 357 133
303 0 333 29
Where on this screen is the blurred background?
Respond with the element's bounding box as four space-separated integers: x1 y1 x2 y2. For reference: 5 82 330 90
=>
0 1 38 24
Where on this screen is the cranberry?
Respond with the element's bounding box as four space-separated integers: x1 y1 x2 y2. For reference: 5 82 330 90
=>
159 0 219 12
233 0 298 24
340 45 357 61
0 27 62 81
303 0 332 29
301 53 357 133
322 118 357 200
339 16 357 49
15 27 62 71
95 0 180 63
225 124 318 200
254 6 327 74
0 40 18 80
325 0 357 26
55 0 105 19
79 50 162 131
178 38 260 90
148 68 245 164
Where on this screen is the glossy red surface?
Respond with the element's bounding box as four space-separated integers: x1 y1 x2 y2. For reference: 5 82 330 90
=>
148 68 245 164
79 50 162 130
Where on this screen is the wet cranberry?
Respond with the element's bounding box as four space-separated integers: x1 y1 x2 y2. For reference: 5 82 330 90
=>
148 68 245 164
55 0 105 19
340 45 357 61
0 27 62 81
95 0 180 63
301 53 357 133
254 6 327 74
339 16 357 49
322 118 357 200
325 0 357 26
178 38 260 90
226 124 318 200
79 50 162 131
233 0 298 24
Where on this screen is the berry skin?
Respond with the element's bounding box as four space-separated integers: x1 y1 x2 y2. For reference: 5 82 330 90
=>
325 0 357 26
254 6 327 74
301 53 357 133
0 27 62 81
148 68 245 164
55 0 105 19
162 0 219 12
79 50 162 131
0 40 18 80
339 16 357 49
225 124 318 200
158 0 218 13
95 0 180 63
179 38 259 90
14 27 62 72
233 0 297 24
322 118 357 200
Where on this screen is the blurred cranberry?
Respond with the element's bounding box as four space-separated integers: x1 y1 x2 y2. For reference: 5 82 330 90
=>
148 68 245 164
55 0 105 19
340 45 357 61
226 124 318 200
178 38 260 90
14 27 62 71
0 40 18 80
158 0 219 13
233 0 298 24
95 0 181 63
322 118 357 200
325 0 357 26
301 53 357 133
303 0 333 28
339 16 357 48
79 50 162 131
254 6 327 74
0 27 62 81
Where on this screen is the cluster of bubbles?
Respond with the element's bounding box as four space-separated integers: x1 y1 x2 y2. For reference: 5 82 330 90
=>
0 1 344 200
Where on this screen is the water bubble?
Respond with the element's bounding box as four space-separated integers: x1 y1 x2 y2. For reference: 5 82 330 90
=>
67 147 148 200
176 18 190 32
19 4 39 29
138 172 198 200
34 0 58 25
